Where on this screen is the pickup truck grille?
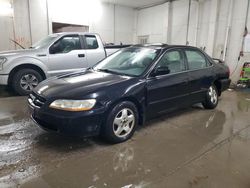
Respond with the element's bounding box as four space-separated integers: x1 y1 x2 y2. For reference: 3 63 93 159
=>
29 92 46 108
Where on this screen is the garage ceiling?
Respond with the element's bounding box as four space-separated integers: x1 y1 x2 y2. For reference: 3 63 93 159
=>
102 0 168 9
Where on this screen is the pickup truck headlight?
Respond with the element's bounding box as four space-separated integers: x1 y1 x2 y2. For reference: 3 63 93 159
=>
0 57 7 70
49 99 96 111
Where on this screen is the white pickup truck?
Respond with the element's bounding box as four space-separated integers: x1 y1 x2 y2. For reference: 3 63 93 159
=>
0 32 129 95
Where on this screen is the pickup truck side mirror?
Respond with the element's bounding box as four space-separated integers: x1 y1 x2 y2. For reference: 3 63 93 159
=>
49 45 58 54
49 47 55 54
49 41 62 54
152 66 170 76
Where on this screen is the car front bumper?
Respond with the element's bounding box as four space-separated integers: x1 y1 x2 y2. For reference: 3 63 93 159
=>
0 74 8 85
28 98 104 137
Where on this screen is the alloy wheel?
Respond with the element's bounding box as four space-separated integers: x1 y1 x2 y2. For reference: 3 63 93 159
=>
20 74 39 91
208 86 218 104
113 108 135 138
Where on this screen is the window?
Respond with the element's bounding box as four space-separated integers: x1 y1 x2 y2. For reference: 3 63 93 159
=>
49 35 81 54
156 50 185 74
185 50 207 70
32 35 58 49
85 35 98 49
94 48 159 76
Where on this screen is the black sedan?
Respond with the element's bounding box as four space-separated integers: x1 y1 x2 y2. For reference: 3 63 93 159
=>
28 44 231 143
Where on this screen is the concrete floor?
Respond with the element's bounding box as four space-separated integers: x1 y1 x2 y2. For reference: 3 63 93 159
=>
0 87 250 188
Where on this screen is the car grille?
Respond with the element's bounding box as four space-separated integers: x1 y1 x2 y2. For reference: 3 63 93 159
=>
29 92 46 108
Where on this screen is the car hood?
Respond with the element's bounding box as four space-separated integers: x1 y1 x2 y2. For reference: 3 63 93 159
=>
34 70 134 99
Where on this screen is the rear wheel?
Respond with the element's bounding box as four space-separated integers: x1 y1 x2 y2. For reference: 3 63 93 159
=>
103 101 138 143
202 85 218 109
12 69 43 95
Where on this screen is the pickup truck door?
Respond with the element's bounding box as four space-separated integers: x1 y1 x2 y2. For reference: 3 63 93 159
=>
47 35 88 77
82 35 106 67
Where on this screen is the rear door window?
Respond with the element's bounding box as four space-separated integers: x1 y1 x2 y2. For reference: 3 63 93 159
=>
185 50 208 70
84 35 99 49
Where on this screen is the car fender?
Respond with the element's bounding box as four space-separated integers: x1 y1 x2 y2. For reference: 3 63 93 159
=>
3 56 48 76
100 79 147 125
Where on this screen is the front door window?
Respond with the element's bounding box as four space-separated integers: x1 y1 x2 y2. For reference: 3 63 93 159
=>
50 35 82 54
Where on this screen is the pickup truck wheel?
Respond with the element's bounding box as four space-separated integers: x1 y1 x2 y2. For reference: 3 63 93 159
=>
202 85 218 109
103 101 138 143
12 69 43 95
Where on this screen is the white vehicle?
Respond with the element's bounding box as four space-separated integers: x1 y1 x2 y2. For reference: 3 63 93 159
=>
0 32 128 95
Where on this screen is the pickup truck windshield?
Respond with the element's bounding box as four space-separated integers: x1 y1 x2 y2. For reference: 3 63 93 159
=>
94 48 159 76
31 35 58 49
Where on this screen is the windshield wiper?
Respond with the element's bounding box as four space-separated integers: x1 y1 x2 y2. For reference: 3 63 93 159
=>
96 68 135 77
96 68 120 74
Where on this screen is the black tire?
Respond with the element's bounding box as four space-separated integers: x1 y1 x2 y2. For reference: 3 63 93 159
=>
12 69 43 96
102 101 139 144
202 84 219 109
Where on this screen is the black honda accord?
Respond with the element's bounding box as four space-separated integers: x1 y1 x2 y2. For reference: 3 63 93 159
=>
28 44 231 143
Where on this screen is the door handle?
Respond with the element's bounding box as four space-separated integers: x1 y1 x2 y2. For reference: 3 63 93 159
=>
78 54 85 58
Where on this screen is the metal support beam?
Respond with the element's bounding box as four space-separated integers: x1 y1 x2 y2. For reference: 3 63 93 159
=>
113 4 116 44
167 0 173 44
194 0 200 46
46 0 50 35
222 0 234 61
186 0 191 45
27 0 33 45
207 0 220 56
241 0 250 52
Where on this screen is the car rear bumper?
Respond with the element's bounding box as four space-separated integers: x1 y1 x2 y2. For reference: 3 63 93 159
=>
219 78 231 92
28 100 103 137
0 74 8 85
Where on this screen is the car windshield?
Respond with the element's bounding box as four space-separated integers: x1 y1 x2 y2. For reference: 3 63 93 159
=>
94 48 159 76
31 35 58 49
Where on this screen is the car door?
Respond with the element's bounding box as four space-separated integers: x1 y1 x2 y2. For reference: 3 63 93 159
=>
82 35 106 67
184 49 214 103
47 35 87 77
146 49 190 118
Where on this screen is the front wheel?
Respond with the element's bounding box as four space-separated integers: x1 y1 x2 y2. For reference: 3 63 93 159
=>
103 101 138 143
202 85 218 109
12 69 43 95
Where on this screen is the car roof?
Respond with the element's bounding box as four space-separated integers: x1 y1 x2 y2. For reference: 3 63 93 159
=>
50 32 99 36
131 43 201 51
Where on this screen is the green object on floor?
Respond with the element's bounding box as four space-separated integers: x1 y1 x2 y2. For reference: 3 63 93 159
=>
238 62 250 87
240 63 250 80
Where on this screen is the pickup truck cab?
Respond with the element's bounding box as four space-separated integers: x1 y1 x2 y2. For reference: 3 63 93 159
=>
0 32 124 95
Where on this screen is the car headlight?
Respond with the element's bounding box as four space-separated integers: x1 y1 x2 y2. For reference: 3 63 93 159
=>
0 57 7 70
49 99 96 111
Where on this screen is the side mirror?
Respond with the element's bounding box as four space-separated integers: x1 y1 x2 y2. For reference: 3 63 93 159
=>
49 46 56 54
49 42 60 54
152 66 170 76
